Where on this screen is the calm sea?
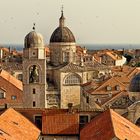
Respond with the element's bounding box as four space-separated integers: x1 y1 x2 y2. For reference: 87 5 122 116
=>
3 44 140 51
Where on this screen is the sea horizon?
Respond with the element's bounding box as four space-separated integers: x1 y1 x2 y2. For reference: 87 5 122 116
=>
1 43 140 51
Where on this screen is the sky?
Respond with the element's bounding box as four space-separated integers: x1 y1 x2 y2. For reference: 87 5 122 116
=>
0 0 140 45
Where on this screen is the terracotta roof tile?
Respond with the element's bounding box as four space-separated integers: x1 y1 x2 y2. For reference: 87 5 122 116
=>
42 111 79 135
60 63 85 72
86 77 126 94
0 47 10 53
106 52 121 60
80 109 140 140
0 69 22 90
101 91 130 107
0 108 40 140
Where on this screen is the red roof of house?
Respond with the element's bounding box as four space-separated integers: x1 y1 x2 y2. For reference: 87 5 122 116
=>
0 69 23 106
0 108 40 140
80 109 140 140
44 45 50 56
0 47 10 53
42 110 79 135
0 69 22 91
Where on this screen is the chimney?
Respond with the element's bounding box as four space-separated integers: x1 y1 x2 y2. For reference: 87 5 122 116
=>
8 46 11 53
4 103 8 109
68 103 73 113
80 54 84 67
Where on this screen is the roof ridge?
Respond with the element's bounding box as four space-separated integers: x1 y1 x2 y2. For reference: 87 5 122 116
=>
126 67 136 77
113 76 126 87
93 77 116 92
0 108 39 130
102 91 127 106
108 109 117 138
110 109 140 139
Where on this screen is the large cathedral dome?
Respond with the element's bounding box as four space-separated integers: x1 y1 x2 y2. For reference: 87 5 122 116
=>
24 30 44 48
129 73 140 92
50 27 75 43
50 10 76 43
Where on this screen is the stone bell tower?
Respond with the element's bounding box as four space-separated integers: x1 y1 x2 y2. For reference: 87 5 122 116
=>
23 25 46 108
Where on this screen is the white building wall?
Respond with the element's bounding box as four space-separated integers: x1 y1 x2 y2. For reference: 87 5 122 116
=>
115 56 126 66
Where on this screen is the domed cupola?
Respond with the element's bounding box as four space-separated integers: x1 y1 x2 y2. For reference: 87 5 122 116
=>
129 73 140 92
49 9 77 66
24 24 44 48
129 73 140 101
50 9 76 43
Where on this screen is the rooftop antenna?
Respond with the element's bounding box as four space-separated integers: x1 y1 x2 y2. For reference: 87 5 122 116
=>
32 23 36 31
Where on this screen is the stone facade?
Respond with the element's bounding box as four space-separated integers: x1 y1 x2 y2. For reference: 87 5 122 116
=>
50 42 76 66
23 31 47 108
22 11 110 109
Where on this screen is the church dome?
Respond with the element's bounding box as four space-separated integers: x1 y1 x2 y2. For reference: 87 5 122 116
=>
50 27 75 43
50 10 76 43
129 73 140 92
24 30 44 48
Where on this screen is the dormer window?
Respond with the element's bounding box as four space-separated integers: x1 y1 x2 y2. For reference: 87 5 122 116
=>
106 86 112 91
115 85 120 91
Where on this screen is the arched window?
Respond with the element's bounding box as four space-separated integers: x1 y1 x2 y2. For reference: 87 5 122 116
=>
64 73 81 85
29 65 39 83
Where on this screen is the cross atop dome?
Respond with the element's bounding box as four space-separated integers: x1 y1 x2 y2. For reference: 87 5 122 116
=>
59 5 65 27
32 23 36 31
61 5 64 16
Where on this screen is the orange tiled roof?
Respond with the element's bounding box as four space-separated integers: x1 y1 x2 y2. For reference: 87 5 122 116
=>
80 109 140 140
42 111 79 135
93 54 101 63
127 67 140 79
86 76 126 95
106 52 121 60
45 46 50 52
0 108 40 140
0 69 23 91
0 47 10 52
11 50 21 56
101 90 129 106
